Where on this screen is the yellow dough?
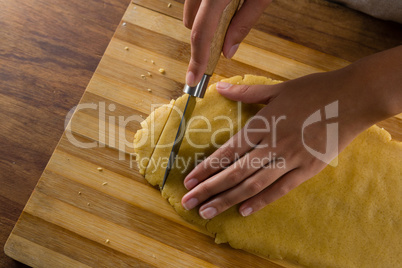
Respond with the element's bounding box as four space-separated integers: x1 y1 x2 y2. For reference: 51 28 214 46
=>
134 75 402 268
134 100 174 175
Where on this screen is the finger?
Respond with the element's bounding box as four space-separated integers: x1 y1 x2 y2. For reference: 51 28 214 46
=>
186 0 231 86
223 0 272 59
197 159 288 219
183 0 202 29
239 168 307 216
182 147 275 212
184 113 270 190
216 82 281 104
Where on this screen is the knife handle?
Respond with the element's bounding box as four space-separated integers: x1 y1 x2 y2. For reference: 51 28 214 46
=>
205 0 242 76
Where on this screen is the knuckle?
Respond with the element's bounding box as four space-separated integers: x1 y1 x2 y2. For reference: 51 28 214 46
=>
245 179 265 194
226 167 243 185
256 196 269 210
277 184 291 197
220 196 234 210
214 194 235 212
237 25 252 38
204 161 216 174
238 85 251 95
190 30 204 46
219 144 235 160
198 182 212 198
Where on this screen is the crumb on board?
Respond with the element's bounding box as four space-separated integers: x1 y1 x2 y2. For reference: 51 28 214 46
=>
78 191 82 195
122 22 127 26
147 72 152 77
151 60 155 64
147 88 152 92
102 182 108 186
168 3 172 8
87 203 91 206
141 74 146 79
159 68 165 74
140 114 143 118
144 59 147 62
105 239 110 244
124 46 129 50
97 167 103 171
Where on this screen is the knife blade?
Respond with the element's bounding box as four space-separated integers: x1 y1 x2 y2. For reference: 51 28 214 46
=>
161 0 242 189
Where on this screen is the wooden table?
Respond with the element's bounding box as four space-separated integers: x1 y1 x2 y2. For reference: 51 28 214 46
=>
1 0 401 267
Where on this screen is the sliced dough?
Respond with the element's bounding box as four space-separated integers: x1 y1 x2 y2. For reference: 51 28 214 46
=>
134 75 402 268
133 99 174 175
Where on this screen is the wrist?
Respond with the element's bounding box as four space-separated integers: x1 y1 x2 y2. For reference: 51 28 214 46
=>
349 46 402 118
337 47 402 135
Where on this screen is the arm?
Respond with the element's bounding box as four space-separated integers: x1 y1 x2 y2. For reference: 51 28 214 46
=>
181 45 402 219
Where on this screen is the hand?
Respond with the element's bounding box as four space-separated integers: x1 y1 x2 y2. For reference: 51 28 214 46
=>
181 46 402 219
183 0 272 86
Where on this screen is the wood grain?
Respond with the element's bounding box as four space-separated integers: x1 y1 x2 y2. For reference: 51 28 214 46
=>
1 0 401 267
0 0 131 267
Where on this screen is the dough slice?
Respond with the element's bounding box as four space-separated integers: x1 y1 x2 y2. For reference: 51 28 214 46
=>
134 75 402 268
133 100 174 175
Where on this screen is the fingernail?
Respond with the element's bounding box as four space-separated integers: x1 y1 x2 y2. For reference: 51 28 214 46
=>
186 71 195 87
216 82 232 90
200 207 217 219
185 178 198 190
226 44 239 59
183 197 198 210
241 207 253 217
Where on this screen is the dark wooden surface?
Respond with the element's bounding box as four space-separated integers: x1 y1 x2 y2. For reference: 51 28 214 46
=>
0 0 131 266
1 0 401 267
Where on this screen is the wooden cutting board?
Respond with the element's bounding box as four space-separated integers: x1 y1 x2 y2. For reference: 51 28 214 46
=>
4 1 402 267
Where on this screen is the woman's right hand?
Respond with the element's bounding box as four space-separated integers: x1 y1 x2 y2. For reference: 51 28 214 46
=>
183 0 272 87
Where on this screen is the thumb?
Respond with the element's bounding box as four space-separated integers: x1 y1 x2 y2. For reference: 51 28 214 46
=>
216 82 280 104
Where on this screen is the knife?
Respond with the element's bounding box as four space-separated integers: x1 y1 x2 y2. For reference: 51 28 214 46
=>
161 0 243 189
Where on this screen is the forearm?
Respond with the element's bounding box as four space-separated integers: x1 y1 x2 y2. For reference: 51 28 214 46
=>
349 46 402 122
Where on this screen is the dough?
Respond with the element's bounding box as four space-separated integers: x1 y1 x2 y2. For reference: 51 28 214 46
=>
134 75 402 268
133 100 174 175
